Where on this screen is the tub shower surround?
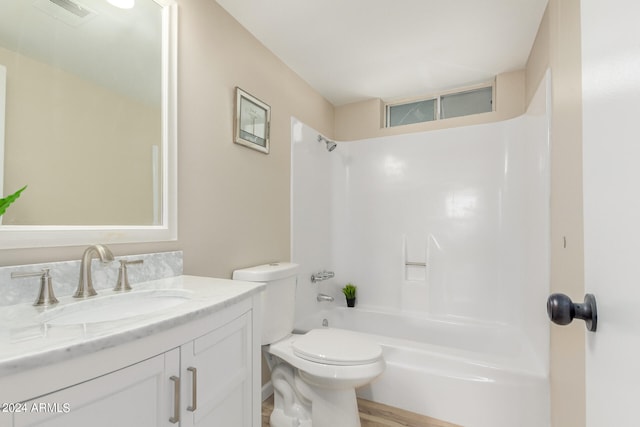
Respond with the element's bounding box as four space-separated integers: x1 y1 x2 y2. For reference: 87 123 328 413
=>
291 75 551 427
0 251 183 306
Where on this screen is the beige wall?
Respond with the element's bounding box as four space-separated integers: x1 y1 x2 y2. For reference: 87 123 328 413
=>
526 1 586 426
0 46 158 226
334 70 525 141
177 0 333 277
0 0 334 270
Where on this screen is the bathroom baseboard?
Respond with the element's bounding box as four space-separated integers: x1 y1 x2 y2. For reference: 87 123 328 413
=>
262 381 274 402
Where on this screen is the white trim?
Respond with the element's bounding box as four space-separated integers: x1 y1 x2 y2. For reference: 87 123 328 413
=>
0 2 178 249
0 65 6 200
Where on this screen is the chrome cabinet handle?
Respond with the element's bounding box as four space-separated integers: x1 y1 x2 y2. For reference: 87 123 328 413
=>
169 375 180 423
187 367 198 412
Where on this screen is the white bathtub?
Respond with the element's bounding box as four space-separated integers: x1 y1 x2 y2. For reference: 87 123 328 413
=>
295 307 550 427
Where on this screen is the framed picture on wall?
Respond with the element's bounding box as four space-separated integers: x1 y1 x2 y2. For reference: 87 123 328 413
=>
234 87 271 154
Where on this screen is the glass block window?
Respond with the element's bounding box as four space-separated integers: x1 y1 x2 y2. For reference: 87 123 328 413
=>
440 86 493 119
387 98 436 127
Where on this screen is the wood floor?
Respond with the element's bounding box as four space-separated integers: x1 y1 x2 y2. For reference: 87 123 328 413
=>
262 395 461 427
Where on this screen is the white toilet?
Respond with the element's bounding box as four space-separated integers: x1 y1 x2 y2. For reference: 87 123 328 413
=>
232 262 385 427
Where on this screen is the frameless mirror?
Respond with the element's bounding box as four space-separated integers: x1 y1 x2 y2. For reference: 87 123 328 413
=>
0 0 177 248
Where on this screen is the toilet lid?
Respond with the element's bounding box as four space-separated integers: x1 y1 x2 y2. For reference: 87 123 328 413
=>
292 329 382 366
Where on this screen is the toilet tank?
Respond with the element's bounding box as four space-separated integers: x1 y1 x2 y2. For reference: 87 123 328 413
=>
232 262 298 345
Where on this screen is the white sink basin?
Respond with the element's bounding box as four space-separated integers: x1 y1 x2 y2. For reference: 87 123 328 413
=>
39 289 193 326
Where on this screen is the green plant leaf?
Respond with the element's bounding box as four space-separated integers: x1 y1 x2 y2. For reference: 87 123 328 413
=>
0 185 27 217
341 283 357 299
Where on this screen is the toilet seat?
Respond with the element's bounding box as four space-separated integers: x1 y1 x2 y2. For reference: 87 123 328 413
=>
292 328 382 366
267 329 385 389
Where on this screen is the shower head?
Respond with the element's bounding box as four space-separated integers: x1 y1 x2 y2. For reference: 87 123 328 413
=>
317 135 337 152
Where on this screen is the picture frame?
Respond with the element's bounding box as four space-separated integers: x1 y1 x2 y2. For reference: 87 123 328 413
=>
234 87 271 154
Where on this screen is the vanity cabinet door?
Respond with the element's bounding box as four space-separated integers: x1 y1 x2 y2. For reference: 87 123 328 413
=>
13 349 179 427
180 312 252 427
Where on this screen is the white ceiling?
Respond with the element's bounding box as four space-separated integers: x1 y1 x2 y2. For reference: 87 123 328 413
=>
216 0 549 106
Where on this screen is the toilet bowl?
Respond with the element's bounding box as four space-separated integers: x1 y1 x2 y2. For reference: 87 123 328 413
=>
266 329 385 427
232 263 385 427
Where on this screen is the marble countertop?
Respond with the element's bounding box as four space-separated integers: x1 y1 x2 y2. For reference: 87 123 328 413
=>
0 275 264 378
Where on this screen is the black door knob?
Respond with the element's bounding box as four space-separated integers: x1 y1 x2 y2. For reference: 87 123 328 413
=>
547 293 597 332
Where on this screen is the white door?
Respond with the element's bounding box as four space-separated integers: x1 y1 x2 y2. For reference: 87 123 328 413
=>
582 0 640 425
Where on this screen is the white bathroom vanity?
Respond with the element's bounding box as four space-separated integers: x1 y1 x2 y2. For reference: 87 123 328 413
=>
0 275 264 427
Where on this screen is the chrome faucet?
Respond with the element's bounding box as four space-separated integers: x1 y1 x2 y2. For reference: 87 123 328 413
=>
316 293 334 302
74 244 115 298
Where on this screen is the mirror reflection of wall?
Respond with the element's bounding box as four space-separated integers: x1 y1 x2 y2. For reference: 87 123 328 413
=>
0 0 163 226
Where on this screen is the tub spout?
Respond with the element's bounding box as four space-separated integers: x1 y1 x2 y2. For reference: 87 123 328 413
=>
316 293 334 302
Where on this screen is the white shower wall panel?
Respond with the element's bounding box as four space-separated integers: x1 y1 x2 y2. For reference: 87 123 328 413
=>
291 119 334 323
332 120 544 325
292 74 549 346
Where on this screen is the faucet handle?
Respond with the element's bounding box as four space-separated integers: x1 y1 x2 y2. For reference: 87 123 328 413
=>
11 268 59 306
114 259 144 292
311 270 335 283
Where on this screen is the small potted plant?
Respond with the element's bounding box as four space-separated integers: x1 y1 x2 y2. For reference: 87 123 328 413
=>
342 283 357 308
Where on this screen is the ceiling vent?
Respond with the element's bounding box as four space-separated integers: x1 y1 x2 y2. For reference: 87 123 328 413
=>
32 0 97 27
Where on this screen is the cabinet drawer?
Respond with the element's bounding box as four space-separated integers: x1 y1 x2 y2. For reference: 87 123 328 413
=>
14 353 173 427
